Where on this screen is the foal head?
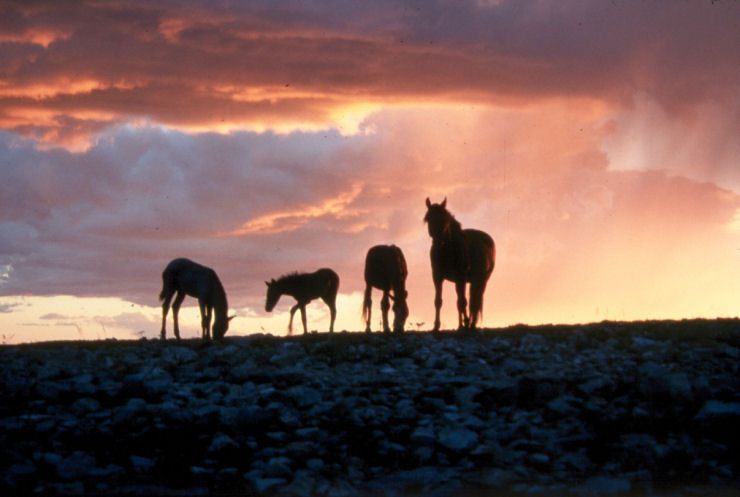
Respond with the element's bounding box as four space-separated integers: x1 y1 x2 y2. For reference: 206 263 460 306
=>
424 197 455 240
264 279 281 312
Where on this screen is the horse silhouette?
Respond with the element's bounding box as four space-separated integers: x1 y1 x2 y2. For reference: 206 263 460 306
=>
424 197 495 331
265 268 339 335
159 258 234 341
362 245 409 333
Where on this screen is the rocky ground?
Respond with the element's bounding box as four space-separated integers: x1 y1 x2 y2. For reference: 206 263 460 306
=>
1 319 740 496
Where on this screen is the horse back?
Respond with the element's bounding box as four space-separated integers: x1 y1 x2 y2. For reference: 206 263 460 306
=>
164 258 221 300
462 229 495 278
365 245 407 291
315 268 339 292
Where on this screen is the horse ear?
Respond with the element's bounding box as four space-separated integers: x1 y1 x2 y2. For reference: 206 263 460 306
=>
265 281 269 287
425 197 432 208
441 197 447 209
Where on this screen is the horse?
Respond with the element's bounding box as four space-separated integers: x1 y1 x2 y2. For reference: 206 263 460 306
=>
159 258 234 341
265 268 339 335
362 245 409 333
424 197 495 331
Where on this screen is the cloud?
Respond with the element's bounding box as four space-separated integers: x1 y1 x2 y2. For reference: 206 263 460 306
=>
1 1 737 148
2 101 738 333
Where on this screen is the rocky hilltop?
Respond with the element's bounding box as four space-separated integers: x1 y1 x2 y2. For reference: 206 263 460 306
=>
2 319 740 496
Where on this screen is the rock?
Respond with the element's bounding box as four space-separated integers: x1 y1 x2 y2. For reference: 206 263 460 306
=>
410 425 436 446
247 476 287 493
56 451 96 480
233 405 273 427
694 400 740 441
161 346 199 365
130 455 156 473
285 385 322 408
113 398 148 426
437 427 479 452
578 476 631 494
265 456 293 478
208 432 238 453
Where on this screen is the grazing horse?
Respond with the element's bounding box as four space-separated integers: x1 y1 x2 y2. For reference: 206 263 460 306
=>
424 197 495 331
265 268 339 335
362 245 409 333
159 258 234 341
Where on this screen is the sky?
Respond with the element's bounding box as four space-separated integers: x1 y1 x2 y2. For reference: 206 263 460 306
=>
1 0 739 343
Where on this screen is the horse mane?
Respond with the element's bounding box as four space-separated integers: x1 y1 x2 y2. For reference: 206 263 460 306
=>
448 215 462 237
274 271 303 286
210 272 229 318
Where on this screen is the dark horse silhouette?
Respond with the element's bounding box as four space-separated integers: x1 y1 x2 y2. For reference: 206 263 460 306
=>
424 198 495 331
362 245 409 333
159 258 234 341
265 268 339 335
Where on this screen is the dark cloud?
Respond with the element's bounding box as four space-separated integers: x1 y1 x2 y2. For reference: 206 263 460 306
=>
1 1 738 147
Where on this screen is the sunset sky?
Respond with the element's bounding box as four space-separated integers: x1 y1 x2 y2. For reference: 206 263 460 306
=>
1 0 739 343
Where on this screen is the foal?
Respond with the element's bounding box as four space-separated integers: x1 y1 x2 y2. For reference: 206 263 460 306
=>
265 268 339 334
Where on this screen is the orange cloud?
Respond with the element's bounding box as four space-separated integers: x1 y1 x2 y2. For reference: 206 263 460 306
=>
224 183 365 236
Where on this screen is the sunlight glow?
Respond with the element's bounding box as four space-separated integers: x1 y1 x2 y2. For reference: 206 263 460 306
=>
222 183 364 236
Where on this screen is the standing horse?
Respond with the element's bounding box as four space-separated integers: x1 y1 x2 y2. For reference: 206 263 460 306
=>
159 258 234 341
362 245 409 333
265 268 339 335
424 198 495 331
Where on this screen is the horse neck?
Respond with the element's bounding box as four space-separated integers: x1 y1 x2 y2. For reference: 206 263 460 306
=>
276 275 300 298
433 217 463 246
211 278 228 320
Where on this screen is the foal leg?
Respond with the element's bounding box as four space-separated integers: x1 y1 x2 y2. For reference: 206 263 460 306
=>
172 292 186 340
381 291 391 333
321 296 336 333
299 305 308 335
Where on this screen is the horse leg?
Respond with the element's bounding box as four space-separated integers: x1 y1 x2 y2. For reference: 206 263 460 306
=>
160 291 174 340
433 277 443 332
172 292 186 340
469 279 488 329
363 285 372 333
381 291 391 333
455 280 468 330
288 304 300 335
199 301 211 341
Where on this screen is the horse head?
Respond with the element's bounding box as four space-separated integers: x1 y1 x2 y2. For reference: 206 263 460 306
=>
212 315 235 340
391 290 409 332
424 197 453 240
265 279 280 312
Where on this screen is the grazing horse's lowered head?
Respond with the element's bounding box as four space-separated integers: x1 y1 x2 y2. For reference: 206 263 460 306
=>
159 258 235 341
362 244 409 333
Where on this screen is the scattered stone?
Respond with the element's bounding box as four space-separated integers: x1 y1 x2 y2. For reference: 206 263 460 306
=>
1 320 739 496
